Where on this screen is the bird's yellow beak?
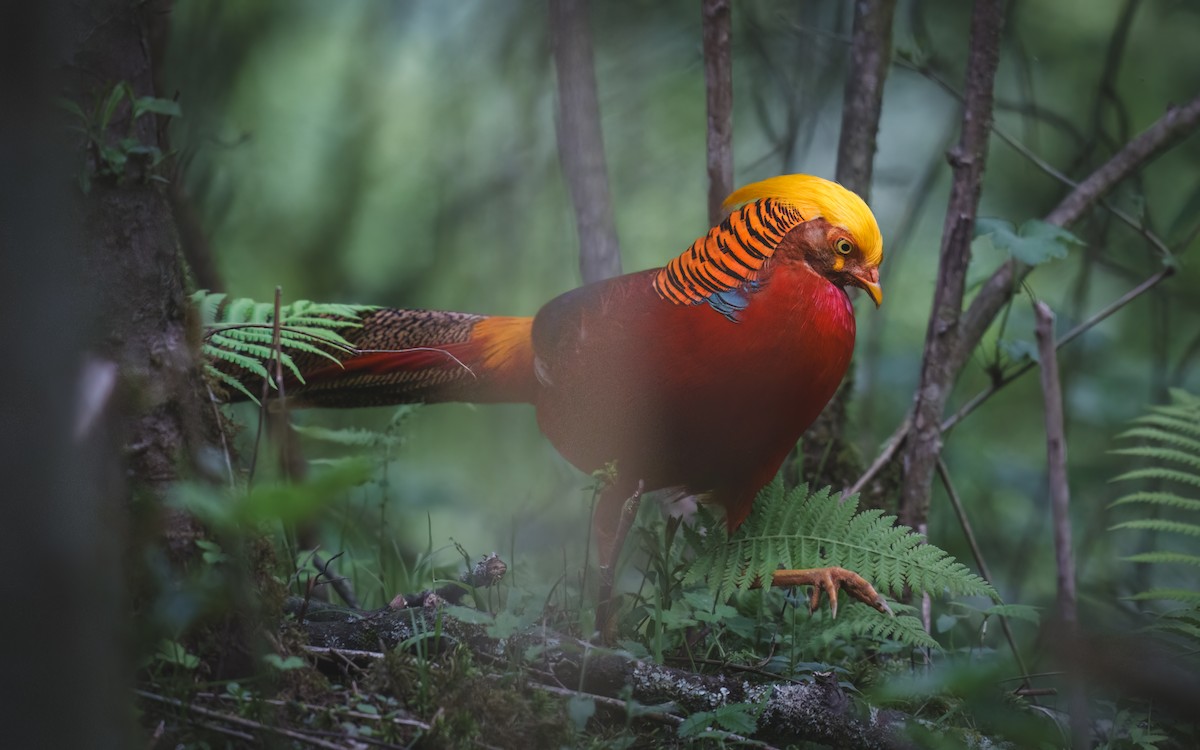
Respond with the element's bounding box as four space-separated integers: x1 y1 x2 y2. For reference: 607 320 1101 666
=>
851 267 883 307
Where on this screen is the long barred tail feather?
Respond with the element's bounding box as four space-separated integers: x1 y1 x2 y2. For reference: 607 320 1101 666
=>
276 309 537 408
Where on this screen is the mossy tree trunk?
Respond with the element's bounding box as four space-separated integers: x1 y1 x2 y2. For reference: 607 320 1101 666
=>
6 0 227 744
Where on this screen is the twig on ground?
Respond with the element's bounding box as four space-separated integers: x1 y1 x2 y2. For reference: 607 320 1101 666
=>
312 551 360 609
197 690 432 732
135 690 348 750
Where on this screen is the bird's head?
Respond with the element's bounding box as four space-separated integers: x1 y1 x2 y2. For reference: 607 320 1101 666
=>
723 174 883 307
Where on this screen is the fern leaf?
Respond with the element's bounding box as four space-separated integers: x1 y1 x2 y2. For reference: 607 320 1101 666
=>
192 290 227 324
206 347 269 380
813 607 940 650
1123 551 1200 567
1111 468 1200 488
1126 589 1200 604
207 333 305 383
687 482 997 607
1111 446 1200 472
291 424 403 449
1109 519 1200 538
1138 411 1200 439
1108 491 1200 512
1150 618 1200 642
194 291 377 400
205 364 261 405
1109 390 1200 651
1116 426 1200 455
223 296 272 324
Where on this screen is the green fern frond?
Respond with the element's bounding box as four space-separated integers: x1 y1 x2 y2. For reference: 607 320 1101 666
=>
1111 446 1200 472
1149 607 1200 641
1109 389 1200 616
686 479 997 609
1116 426 1200 454
1109 519 1200 537
206 346 270 380
1138 411 1200 439
1111 468 1200 488
1109 491 1200 512
1151 617 1200 642
1126 589 1200 604
207 333 306 382
195 291 227 323
192 290 375 398
291 424 404 449
812 606 940 650
1123 551 1200 567
204 363 262 405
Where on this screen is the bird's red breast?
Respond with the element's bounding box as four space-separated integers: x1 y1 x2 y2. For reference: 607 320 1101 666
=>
532 222 857 528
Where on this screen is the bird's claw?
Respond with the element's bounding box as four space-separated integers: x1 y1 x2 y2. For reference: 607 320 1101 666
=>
773 566 893 618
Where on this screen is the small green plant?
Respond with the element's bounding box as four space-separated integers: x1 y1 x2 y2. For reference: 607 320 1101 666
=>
676 701 763 742
60 81 182 192
1096 704 1170 750
193 290 374 404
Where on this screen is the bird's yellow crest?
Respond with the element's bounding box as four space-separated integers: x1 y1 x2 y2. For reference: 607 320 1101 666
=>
723 174 883 267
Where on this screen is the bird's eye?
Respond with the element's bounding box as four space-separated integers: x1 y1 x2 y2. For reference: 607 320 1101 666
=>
835 238 854 255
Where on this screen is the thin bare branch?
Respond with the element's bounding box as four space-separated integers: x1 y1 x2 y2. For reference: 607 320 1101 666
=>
956 92 1200 377
1033 302 1088 749
136 690 349 750
898 0 1005 529
913 61 1174 258
702 0 733 225
941 266 1174 434
854 92 1200 498
936 457 1031 684
548 0 621 283
835 0 896 199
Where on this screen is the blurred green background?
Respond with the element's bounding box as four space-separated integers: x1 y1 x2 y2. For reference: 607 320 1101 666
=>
166 0 1200 613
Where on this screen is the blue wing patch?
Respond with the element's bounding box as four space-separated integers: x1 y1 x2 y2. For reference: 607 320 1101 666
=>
703 280 762 322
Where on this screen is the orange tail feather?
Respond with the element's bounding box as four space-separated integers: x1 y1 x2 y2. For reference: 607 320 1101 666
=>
287 309 536 408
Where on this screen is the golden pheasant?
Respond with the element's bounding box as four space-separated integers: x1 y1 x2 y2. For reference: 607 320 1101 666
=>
275 174 888 626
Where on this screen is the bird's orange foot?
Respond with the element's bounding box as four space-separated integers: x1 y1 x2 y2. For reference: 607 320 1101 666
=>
771 566 893 619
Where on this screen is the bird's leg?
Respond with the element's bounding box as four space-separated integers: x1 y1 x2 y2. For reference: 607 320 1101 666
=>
766 567 893 619
593 480 644 640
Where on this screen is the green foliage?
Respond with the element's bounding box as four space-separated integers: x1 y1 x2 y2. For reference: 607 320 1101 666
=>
1096 705 1170 750
172 458 372 529
1108 388 1200 668
687 480 996 603
973 217 1084 266
193 290 374 404
679 481 995 651
676 701 762 740
153 639 200 670
59 81 181 192
1109 389 1200 612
